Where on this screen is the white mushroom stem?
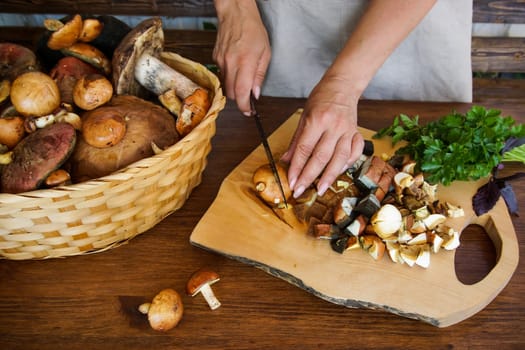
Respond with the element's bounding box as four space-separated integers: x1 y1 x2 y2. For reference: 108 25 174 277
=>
134 53 201 97
198 284 221 310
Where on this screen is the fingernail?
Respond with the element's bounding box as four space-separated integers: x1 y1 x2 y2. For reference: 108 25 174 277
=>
317 183 328 196
280 151 289 161
243 111 252 117
288 176 296 189
253 86 261 99
341 164 349 173
293 185 305 199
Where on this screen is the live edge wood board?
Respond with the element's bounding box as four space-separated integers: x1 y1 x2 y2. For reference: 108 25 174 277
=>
190 109 519 328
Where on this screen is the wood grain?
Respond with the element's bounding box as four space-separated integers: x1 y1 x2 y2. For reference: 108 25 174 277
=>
0 97 524 349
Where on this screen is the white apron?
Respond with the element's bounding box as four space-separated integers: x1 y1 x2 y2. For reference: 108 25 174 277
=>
256 0 473 102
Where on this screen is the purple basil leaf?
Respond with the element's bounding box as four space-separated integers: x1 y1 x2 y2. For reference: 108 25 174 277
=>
473 178 501 216
501 136 525 154
500 183 519 216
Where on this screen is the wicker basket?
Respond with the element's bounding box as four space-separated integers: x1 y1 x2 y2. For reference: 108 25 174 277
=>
0 51 226 260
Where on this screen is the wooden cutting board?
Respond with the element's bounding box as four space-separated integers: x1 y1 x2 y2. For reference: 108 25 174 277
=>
190 109 519 327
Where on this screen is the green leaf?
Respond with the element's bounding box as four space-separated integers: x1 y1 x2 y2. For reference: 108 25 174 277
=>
374 106 524 185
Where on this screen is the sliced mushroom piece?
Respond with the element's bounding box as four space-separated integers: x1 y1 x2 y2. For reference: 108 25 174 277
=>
421 214 447 230
333 196 358 228
399 245 421 267
427 232 444 253
186 268 221 310
331 233 351 254
386 241 404 264
359 235 386 261
415 244 431 268
313 223 341 240
445 202 465 218
344 214 368 237
407 232 428 245
442 231 460 250
393 171 414 195
354 193 381 218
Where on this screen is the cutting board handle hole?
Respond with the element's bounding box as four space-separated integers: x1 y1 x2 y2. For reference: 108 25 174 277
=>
454 223 498 285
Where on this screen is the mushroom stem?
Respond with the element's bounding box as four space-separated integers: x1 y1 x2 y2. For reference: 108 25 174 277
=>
199 284 221 310
134 53 200 97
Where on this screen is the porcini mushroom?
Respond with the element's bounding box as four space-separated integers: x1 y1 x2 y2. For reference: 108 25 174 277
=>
186 268 221 310
70 95 178 182
139 288 184 332
112 17 212 136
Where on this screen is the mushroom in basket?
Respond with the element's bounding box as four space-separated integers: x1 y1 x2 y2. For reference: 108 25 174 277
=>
112 17 212 137
69 95 179 182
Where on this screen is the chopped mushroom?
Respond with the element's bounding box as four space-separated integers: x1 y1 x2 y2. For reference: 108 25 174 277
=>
186 268 221 310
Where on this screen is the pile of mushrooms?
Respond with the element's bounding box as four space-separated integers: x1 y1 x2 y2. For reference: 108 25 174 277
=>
253 154 464 269
0 15 213 193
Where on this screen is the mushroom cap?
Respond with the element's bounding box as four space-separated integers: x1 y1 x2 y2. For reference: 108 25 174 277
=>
147 288 184 332
46 14 83 50
1 122 76 193
186 269 220 296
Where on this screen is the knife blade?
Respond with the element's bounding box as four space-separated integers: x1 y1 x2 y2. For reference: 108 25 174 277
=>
250 94 289 208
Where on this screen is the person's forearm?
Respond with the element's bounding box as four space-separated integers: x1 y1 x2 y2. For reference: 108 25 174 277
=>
214 0 259 21
326 0 437 100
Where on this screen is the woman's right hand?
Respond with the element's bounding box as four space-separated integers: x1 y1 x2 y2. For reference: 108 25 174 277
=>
213 0 271 115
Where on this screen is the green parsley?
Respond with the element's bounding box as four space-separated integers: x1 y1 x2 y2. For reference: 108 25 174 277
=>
373 106 525 186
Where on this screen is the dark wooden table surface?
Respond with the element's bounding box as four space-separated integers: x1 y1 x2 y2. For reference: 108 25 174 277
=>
0 96 524 350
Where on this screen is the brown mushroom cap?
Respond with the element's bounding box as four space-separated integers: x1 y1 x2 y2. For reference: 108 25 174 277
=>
1 122 76 193
70 95 178 182
0 116 25 149
186 269 220 296
46 14 83 50
147 288 184 332
0 42 40 81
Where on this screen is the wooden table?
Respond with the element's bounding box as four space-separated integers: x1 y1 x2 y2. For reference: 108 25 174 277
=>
0 96 523 350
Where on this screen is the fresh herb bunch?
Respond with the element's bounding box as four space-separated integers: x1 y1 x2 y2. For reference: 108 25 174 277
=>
373 106 525 186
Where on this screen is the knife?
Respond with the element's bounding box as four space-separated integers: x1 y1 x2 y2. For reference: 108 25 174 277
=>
250 94 289 208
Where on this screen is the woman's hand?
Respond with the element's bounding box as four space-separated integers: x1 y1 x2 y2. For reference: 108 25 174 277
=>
213 0 271 115
281 74 364 198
